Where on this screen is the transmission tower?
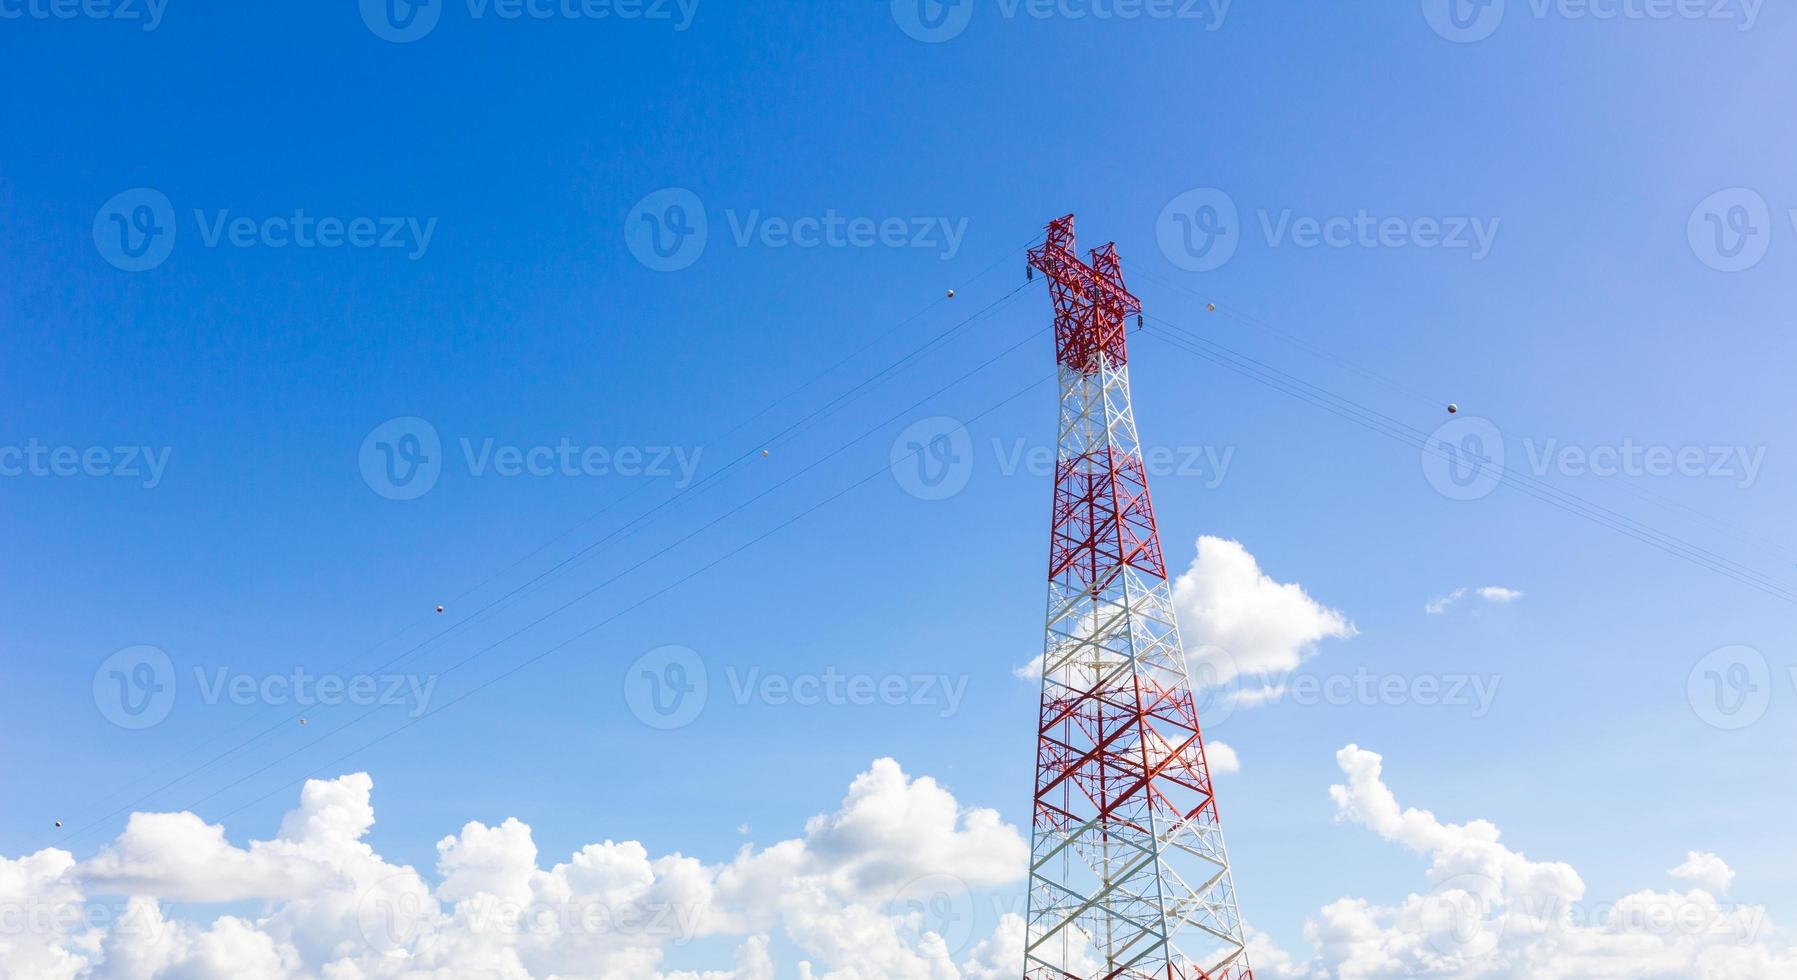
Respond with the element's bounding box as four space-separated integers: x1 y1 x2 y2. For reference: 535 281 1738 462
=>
1023 215 1253 980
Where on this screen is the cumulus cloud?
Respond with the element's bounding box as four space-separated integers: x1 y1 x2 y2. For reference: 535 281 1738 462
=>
1173 536 1354 684
1205 741 1242 775
788 759 1021 898
80 771 376 904
1249 746 1793 978
18 748 1790 979
1427 586 1523 615
0 849 87 978
5 760 1028 980
1671 852 1737 896
1014 537 1351 699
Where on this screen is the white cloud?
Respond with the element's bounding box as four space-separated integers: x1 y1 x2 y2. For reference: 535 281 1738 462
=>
79 770 373 904
957 914 1024 979
0 849 88 980
1672 851 1737 896
1014 538 1351 694
1206 741 1242 775
1425 588 1468 615
1173 536 1355 683
9 761 1028 980
1427 585 1523 614
1327 745 1582 905
1247 746 1794 978
791 759 1022 898
22 747 1789 979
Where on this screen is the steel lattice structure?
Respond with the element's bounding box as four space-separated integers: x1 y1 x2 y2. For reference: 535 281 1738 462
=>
1024 215 1254 980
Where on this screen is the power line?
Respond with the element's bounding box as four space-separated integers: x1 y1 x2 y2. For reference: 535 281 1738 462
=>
1140 316 1797 605
1131 267 1444 410
56 304 1049 847
138 366 1058 847
1131 272 1797 567
55 253 1039 844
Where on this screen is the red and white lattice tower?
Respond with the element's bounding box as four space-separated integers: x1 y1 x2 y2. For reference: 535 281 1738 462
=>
1024 215 1253 980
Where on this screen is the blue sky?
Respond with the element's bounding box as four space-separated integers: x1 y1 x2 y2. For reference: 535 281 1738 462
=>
4 1 1797 975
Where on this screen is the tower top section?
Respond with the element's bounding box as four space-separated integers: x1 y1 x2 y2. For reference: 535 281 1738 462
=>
1026 214 1144 373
